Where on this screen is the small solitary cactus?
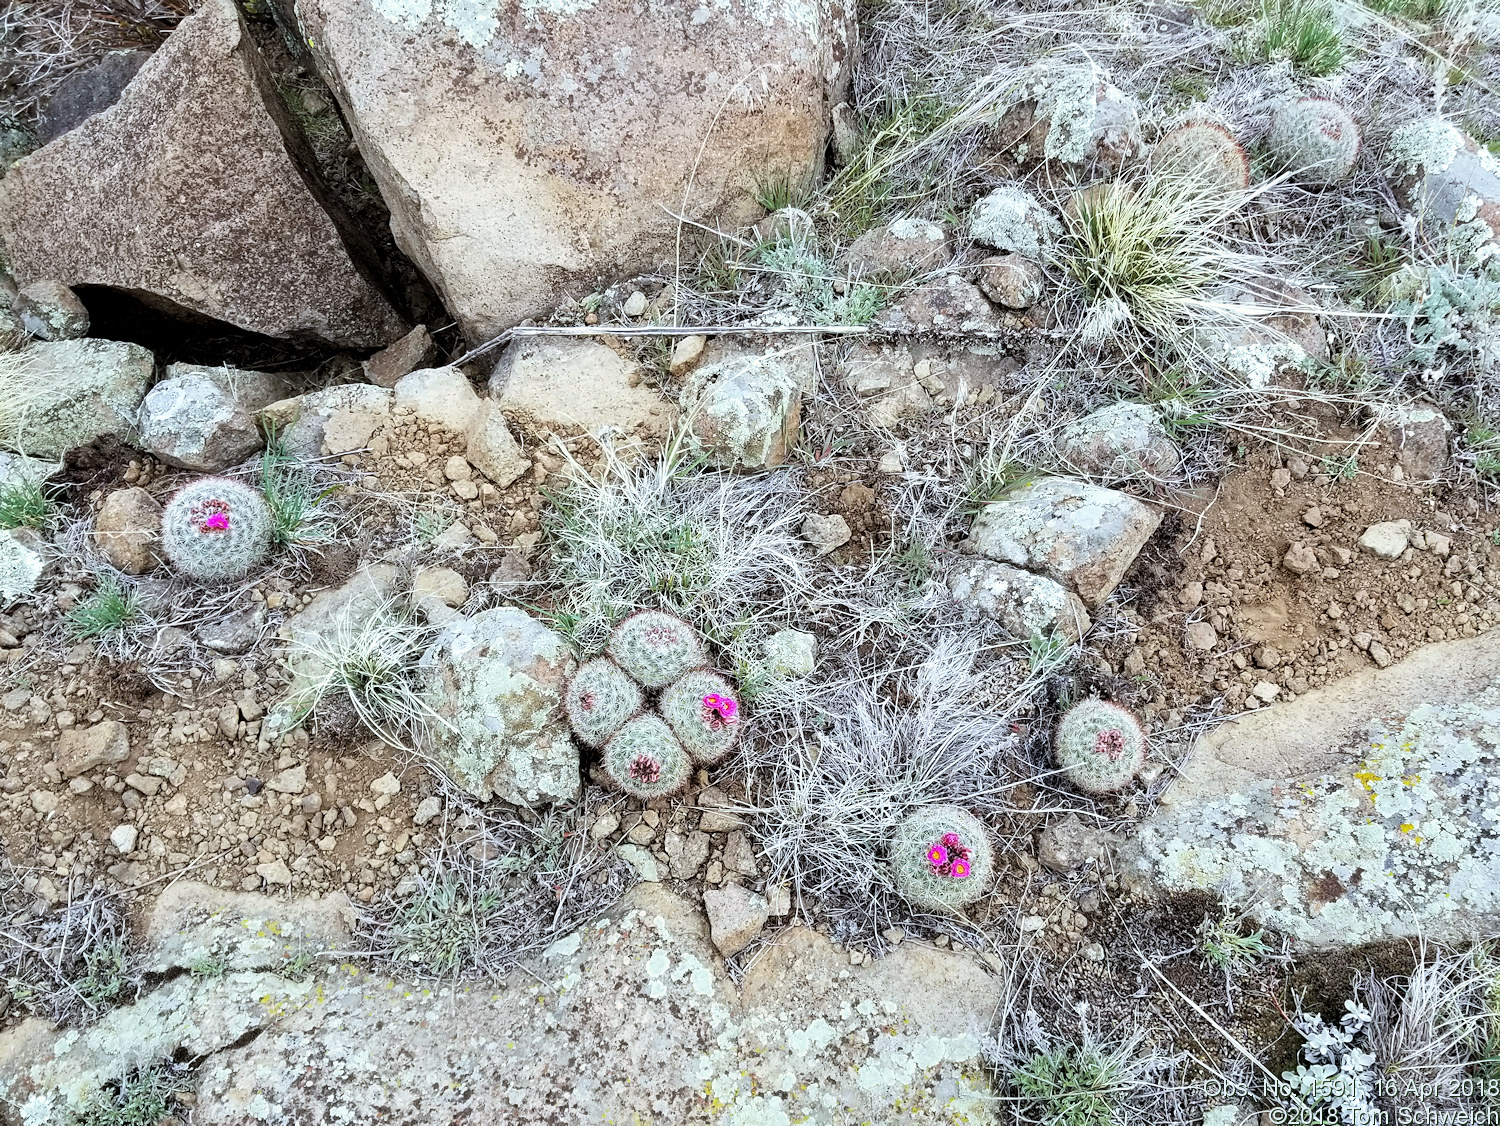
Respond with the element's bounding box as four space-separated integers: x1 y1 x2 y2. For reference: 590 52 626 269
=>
660 669 743 764
160 477 272 583
1153 121 1250 192
1054 698 1147 794
564 657 643 747
607 610 707 688
890 806 995 912
1265 97 1360 185
602 714 692 800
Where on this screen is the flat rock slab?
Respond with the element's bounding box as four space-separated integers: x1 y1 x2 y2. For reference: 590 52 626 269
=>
0 0 406 348
1123 630 1500 949
0 885 1002 1124
295 0 853 342
962 476 1160 609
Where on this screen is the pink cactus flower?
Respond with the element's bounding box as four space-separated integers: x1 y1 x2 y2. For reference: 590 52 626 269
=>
926 844 948 868
1094 728 1126 762
950 858 971 879
202 512 230 532
719 697 738 719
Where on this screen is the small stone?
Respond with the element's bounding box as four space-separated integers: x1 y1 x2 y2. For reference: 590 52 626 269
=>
95 487 162 574
31 790 58 814
1251 680 1280 703
1359 522 1410 560
1178 582 1203 608
1036 813 1107 874
1019 914 1047 933
443 455 472 481
55 720 130 778
616 843 659 881
976 254 1044 309
665 829 710 880
370 772 401 797
669 334 706 374
361 324 435 388
125 773 162 796
1184 621 1217 651
589 812 620 841
622 290 648 317
413 566 468 609
110 824 138 853
1282 543 1320 575
766 884 792 916
1426 532 1452 557
802 513 852 556
1254 647 1282 670
1270 468 1291 489
266 765 306 794
16 279 90 340
255 859 293 886
412 795 442 825
627 821 656 846
1302 507 1324 528
1082 942 1106 963
702 883 770 957
877 447 904 474
1369 641 1393 668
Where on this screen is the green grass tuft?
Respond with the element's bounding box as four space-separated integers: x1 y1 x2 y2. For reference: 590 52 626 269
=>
0 477 50 529
1256 0 1347 75
260 425 335 549
66 578 141 639
1008 1040 1134 1126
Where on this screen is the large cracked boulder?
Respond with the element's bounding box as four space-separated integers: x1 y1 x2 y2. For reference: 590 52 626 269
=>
962 476 1160 609
294 0 856 343
1122 631 1500 949
0 885 1002 1124
0 0 407 349
0 339 153 458
419 607 579 805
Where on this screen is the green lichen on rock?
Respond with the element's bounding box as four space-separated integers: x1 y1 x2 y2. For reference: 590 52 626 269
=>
1130 700 1500 947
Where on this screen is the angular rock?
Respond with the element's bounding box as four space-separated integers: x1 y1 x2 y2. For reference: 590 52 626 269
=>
1055 401 1178 483
137 373 266 472
874 274 1007 337
948 559 1091 642
843 342 936 427
197 604 266 655
995 60 1141 171
702 883 770 957
463 401 530 488
0 0 407 348
362 324 436 389
1359 521 1410 559
0 884 1000 1124
681 340 815 470
38 49 154 144
1369 401 1450 482
843 218 954 277
976 254 1044 310
394 366 481 434
260 384 393 460
419 607 578 805
413 566 467 610
95 486 162 575
489 337 677 438
1036 812 1112 874
15 280 89 341
1391 118 1500 243
0 338 153 458
1124 631 1500 948
962 477 1161 609
294 0 854 342
801 512 851 556
56 720 130 778
0 528 48 604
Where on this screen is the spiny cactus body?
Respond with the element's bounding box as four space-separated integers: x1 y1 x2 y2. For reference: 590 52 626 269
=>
1265 97 1360 185
607 609 707 688
161 476 272 583
1054 698 1147 794
660 669 742 764
564 657 643 747
891 806 995 912
1153 121 1249 192
602 714 692 800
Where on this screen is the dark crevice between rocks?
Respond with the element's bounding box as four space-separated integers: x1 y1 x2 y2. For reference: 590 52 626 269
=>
243 8 465 363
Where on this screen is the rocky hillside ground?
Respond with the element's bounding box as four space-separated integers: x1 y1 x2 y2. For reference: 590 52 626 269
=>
3 0 1500 1122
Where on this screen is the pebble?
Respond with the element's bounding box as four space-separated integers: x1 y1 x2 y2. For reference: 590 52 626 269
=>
370 772 401 797
1184 621 1217 651
110 824 138 853
590 812 620 841
1282 542 1320 575
1302 507 1324 528
622 290 648 317
412 795 442 826
1359 521 1410 560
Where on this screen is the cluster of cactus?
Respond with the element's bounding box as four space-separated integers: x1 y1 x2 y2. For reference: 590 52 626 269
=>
608 609 708 688
160 476 272 583
1152 121 1250 193
1053 698 1147 794
890 806 995 912
602 715 692 800
568 610 747 795
1265 97 1360 185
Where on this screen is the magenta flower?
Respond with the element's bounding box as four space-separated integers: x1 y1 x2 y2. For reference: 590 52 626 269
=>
951 858 971 879
703 694 722 710
926 844 948 868
719 697 738 719
202 512 229 532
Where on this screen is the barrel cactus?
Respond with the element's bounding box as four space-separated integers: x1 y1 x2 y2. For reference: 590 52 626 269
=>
890 806 995 912
1054 698 1147 794
659 669 743 764
607 610 707 688
1265 97 1360 185
602 714 692 800
1153 121 1249 192
563 657 643 747
160 476 272 583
